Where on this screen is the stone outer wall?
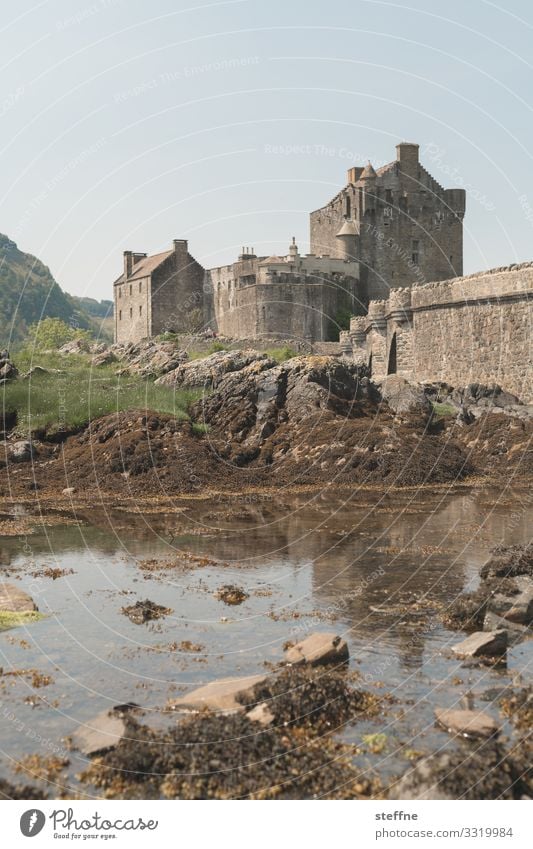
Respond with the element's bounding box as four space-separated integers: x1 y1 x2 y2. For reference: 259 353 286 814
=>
348 263 533 401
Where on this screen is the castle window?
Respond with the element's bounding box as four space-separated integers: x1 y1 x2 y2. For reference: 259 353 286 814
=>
385 189 393 207
345 195 351 218
412 239 419 265
118 287 122 298
139 305 142 316
119 310 122 321
129 284 132 296
139 281 142 293
399 195 408 212
130 307 133 319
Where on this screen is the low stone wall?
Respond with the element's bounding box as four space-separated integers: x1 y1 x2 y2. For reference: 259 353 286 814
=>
348 263 533 401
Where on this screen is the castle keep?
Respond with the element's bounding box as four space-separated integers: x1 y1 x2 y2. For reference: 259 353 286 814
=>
310 142 465 301
114 141 466 345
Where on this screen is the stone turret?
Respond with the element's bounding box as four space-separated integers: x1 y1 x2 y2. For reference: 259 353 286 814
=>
348 315 368 364
335 219 359 260
367 299 387 328
388 287 413 321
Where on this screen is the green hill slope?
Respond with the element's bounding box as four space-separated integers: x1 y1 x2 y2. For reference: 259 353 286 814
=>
0 234 112 346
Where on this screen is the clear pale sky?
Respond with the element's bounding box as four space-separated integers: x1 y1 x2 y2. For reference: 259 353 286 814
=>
2 0 533 300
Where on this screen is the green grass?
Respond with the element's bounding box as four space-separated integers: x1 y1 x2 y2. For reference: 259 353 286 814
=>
431 401 457 418
191 422 210 435
0 611 46 632
2 350 202 437
265 345 298 363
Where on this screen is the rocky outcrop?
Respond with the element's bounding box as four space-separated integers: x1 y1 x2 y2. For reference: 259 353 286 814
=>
155 349 274 388
424 381 532 421
112 339 188 378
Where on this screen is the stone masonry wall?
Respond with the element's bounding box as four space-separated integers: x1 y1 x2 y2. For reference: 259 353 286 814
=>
115 275 151 344
351 263 532 401
150 247 205 336
411 266 532 401
212 276 356 341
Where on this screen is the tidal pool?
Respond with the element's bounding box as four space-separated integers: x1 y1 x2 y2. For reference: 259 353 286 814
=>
0 484 531 795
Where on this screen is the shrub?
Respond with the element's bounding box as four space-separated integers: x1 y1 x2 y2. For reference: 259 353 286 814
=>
27 317 91 351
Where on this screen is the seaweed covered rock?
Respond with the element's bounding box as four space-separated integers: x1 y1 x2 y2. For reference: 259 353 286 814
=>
80 710 377 799
391 743 530 800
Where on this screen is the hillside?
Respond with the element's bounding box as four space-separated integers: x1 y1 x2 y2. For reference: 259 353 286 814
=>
0 234 112 346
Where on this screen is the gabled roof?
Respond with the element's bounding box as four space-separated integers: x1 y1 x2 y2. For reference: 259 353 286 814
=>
114 249 173 285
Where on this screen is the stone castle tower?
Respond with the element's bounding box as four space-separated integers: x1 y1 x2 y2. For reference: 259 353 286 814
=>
309 142 465 305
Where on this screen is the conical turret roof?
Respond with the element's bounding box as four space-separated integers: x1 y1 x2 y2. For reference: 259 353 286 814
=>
336 219 359 237
359 161 377 180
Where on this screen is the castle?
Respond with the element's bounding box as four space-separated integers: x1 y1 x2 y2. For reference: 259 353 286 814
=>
113 141 465 345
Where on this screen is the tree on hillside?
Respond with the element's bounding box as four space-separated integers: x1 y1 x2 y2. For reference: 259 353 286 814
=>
27 317 92 350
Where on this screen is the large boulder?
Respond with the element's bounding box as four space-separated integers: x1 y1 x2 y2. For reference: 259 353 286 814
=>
434 707 499 739
0 583 38 612
167 674 268 713
378 375 432 416
9 440 35 463
71 709 127 756
487 578 533 626
91 350 117 367
451 629 507 658
284 632 349 667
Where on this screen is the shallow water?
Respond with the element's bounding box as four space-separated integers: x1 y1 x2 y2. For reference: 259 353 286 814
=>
0 484 531 794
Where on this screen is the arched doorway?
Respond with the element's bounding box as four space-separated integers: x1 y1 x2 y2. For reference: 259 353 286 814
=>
387 332 397 374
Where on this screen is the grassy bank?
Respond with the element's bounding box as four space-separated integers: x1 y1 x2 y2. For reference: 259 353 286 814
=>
2 351 201 437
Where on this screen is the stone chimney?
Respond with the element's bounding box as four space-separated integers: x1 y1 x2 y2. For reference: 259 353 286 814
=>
396 142 419 178
123 250 133 279
347 166 363 184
